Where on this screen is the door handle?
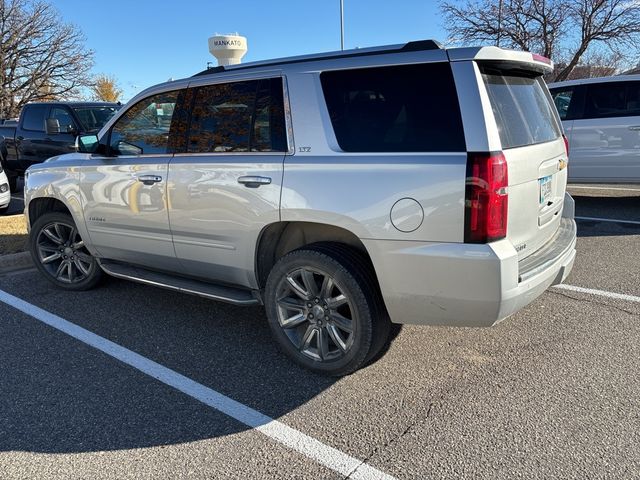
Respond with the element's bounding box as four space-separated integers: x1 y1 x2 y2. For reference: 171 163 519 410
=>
629 126 640 131
136 174 162 185
237 175 271 188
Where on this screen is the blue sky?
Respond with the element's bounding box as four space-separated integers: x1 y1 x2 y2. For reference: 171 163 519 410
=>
53 0 447 101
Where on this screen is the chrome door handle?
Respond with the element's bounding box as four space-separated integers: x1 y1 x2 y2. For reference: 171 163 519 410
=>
629 126 640 131
237 175 271 188
136 174 162 185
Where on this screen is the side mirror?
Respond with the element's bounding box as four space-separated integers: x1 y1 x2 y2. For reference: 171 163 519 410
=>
75 134 100 153
45 118 60 135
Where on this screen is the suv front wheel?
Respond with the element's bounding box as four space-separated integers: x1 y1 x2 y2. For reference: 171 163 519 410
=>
265 244 389 376
30 212 102 290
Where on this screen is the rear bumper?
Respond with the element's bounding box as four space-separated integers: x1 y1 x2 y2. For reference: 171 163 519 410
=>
363 204 576 327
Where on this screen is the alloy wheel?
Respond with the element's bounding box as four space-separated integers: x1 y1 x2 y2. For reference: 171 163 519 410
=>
275 267 356 362
35 221 94 284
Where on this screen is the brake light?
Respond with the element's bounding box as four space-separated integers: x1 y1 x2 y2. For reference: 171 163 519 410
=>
532 53 552 65
563 134 569 158
464 152 508 243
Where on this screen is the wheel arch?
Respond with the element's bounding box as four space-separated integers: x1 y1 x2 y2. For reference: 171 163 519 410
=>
28 197 73 228
255 221 380 291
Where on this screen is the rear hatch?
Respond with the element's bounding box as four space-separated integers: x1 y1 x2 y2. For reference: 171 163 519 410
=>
480 64 567 260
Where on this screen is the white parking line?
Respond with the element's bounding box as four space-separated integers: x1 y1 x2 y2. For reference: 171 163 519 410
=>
568 185 640 192
0 288 394 480
575 216 640 226
554 284 640 304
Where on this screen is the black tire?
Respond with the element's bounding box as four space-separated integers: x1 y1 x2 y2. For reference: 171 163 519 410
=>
265 243 390 376
7 172 17 193
30 211 102 291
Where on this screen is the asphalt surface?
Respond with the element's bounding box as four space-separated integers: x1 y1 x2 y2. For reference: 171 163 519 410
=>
4 177 24 216
0 183 639 479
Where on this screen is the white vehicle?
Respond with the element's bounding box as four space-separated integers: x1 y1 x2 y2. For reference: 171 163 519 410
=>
0 167 10 213
25 41 576 375
549 75 640 183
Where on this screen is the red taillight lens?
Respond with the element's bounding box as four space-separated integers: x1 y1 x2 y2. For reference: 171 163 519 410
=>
563 134 569 158
464 152 508 243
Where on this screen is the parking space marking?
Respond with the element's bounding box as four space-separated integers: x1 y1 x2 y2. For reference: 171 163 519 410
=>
0 288 395 480
554 284 640 304
575 216 640 226
568 185 640 192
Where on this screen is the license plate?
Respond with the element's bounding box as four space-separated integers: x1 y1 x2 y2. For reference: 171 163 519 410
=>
539 175 552 206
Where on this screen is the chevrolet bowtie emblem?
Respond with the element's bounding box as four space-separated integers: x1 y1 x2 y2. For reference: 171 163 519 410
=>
558 159 568 171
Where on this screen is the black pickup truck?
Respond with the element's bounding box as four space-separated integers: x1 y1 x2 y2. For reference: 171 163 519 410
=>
0 102 120 192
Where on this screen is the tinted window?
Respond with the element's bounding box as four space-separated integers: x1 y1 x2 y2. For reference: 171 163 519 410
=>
109 91 180 155
482 70 561 149
583 81 640 119
22 105 48 131
187 78 286 153
550 88 574 120
50 107 76 133
320 63 466 152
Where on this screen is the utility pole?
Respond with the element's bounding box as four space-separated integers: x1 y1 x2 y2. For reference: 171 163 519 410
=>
497 0 503 47
340 0 345 50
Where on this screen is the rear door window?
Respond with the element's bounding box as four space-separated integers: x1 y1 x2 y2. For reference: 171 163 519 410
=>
481 69 561 149
186 78 287 153
320 63 466 152
583 81 640 119
22 105 48 132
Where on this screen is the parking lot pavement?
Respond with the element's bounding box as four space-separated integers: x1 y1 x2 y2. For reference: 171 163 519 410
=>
1 189 639 479
4 177 24 216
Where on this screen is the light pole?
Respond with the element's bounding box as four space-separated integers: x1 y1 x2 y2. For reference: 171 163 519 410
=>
340 0 344 50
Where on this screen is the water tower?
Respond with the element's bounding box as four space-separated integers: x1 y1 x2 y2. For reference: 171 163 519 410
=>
208 34 248 66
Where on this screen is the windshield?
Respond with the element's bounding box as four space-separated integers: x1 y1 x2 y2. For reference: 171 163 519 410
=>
481 69 561 149
72 106 120 132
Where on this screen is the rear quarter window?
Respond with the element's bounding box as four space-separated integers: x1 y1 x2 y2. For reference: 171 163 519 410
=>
320 62 466 152
482 69 561 149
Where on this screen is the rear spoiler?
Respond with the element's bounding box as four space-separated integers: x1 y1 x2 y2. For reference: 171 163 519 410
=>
447 46 554 75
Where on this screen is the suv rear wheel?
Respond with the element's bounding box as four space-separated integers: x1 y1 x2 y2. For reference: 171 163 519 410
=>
30 212 102 290
265 244 389 376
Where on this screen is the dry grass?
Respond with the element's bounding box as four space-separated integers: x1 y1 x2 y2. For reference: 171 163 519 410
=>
0 214 28 254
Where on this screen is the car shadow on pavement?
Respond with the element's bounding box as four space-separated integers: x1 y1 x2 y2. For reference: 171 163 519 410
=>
0 273 398 454
573 195 640 238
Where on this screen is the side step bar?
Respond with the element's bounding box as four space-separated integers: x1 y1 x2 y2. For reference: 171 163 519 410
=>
99 261 261 306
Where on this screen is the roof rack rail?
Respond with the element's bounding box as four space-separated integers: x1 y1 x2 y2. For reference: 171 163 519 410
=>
192 39 442 77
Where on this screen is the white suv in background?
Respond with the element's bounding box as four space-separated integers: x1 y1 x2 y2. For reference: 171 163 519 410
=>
25 41 576 375
0 167 10 213
549 75 640 183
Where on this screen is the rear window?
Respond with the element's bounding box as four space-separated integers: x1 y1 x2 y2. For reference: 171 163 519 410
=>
320 63 466 152
482 69 561 149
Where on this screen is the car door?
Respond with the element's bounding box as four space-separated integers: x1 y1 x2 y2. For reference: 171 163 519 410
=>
16 104 50 171
569 81 640 182
45 106 79 158
80 89 187 271
168 77 288 288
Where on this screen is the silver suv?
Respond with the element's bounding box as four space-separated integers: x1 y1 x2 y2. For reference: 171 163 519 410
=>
25 41 577 375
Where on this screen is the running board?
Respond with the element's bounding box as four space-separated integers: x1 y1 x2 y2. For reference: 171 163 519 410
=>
98 261 261 306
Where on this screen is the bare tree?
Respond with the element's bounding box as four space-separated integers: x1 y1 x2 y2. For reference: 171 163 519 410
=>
0 0 94 118
91 74 123 102
441 0 640 81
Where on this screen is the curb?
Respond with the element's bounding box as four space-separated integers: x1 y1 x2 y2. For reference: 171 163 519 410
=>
0 251 33 273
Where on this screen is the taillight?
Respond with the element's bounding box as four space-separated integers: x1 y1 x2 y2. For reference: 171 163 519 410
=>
464 152 508 243
563 134 569 158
